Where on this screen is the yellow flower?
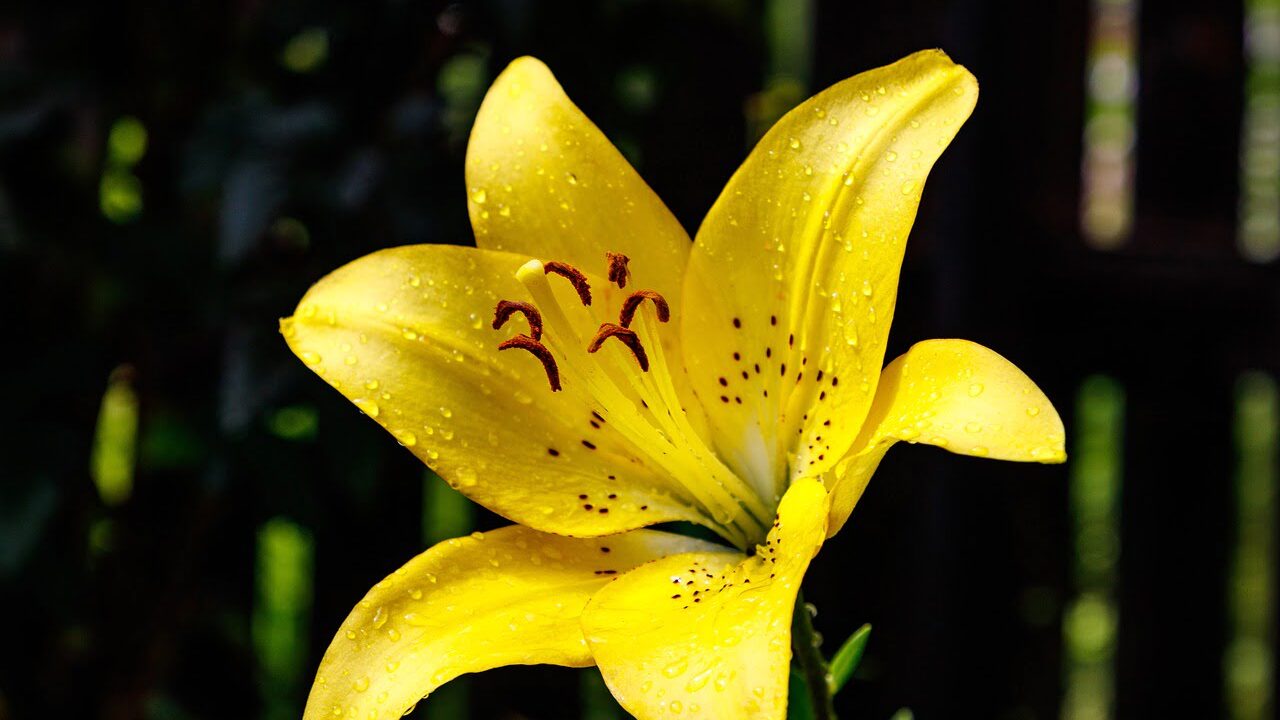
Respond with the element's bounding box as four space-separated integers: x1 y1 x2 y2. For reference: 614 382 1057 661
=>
281 50 1065 720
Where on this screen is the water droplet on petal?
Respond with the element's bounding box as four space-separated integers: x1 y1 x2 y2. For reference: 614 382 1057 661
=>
662 657 689 678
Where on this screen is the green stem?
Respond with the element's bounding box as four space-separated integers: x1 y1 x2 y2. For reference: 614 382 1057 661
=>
792 591 837 720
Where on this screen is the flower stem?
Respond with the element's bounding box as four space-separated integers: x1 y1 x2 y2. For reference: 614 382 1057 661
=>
792 591 837 720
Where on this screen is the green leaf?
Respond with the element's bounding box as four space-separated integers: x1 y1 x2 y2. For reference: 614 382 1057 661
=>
788 668 817 720
827 623 872 694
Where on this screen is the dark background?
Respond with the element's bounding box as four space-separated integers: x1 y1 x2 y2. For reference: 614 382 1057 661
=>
1 0 1273 718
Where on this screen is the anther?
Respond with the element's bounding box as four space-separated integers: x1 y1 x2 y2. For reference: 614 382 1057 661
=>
587 323 650 371
618 290 670 327
492 300 544 340
543 261 593 306
606 252 631 288
498 334 562 391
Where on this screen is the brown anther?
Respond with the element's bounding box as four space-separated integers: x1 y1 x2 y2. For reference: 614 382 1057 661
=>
544 261 593 306
587 323 649 371
618 290 670 328
498 334 562 391
492 300 544 340
606 252 631 288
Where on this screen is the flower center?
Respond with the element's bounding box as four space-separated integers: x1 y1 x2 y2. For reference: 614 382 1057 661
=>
490 252 774 548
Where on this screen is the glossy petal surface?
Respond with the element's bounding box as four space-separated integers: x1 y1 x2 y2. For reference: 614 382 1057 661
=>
826 339 1065 534
681 50 978 496
303 527 722 720
281 244 714 536
582 479 829 720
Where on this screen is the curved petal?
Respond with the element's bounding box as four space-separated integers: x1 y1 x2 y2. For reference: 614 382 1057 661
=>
581 479 829 720
303 526 722 720
826 339 1066 535
281 244 717 537
681 50 978 496
466 56 691 315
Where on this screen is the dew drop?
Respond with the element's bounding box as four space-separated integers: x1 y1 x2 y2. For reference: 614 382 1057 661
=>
354 398 380 418
968 383 985 397
900 179 917 195
455 466 478 487
662 657 689 678
471 188 487 204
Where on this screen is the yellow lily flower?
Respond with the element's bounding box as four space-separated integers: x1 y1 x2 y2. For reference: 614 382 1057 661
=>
281 49 1065 720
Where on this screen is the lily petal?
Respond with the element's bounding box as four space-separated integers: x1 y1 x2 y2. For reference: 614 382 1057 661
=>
582 479 829 720
466 56 691 316
681 50 978 495
281 244 717 537
826 339 1066 535
303 526 722 720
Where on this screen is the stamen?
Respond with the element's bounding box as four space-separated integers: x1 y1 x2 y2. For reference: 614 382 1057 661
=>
492 300 544 340
606 252 631 288
498 334 562 391
543 261 593 306
618 290 670 328
588 323 649 371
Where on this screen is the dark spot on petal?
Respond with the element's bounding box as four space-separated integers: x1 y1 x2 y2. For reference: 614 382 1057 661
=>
832 376 839 386
733 352 741 361
732 317 741 329
720 395 730 403
718 377 728 387
584 504 593 510
548 448 560 457
770 315 777 326
582 440 596 450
